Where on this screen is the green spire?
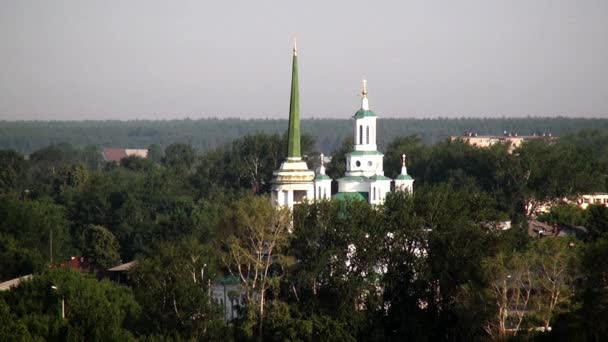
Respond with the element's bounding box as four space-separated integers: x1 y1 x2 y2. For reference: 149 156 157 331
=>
287 39 301 159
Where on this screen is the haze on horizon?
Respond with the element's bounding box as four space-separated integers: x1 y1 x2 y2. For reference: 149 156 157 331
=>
0 0 607 121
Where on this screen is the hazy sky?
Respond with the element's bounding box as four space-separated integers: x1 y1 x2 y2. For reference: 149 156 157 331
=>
1 0 607 120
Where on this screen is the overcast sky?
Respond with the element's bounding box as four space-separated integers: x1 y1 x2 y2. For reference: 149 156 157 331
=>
1 0 607 120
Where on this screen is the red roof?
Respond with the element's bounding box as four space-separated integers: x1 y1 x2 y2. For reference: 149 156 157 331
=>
102 148 127 162
54 256 90 271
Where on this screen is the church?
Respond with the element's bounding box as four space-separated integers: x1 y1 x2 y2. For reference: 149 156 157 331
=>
271 41 413 209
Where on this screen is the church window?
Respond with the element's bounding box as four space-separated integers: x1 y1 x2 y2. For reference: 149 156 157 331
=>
355 160 361 167
359 125 363 144
373 187 376 200
366 126 370 144
318 186 321 198
368 160 373 167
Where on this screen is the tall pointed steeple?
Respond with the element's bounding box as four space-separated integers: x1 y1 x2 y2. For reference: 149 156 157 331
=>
271 38 315 209
287 38 301 159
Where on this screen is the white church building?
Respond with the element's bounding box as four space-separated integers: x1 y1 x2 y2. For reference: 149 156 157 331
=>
272 41 413 208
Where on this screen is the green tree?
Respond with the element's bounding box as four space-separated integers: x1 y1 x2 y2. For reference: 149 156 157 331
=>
131 238 226 340
538 203 587 226
585 204 608 239
0 150 28 194
0 299 31 341
383 134 427 178
147 143 163 163
0 196 72 266
326 136 352 180
518 140 603 216
0 234 45 281
80 224 120 269
120 155 154 172
222 195 293 340
82 145 102 170
0 267 140 341
529 238 578 330
162 143 197 170
578 236 608 340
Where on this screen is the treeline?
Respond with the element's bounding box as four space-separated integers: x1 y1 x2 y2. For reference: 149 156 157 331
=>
1 128 608 340
2 117 608 154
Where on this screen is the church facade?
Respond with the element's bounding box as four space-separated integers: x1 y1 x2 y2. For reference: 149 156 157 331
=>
272 41 413 209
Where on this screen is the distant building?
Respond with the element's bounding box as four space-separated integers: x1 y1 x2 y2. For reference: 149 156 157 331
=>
102 148 149 163
0 274 33 292
0 256 93 291
577 193 608 209
528 220 588 239
211 277 243 321
451 131 556 153
525 193 608 218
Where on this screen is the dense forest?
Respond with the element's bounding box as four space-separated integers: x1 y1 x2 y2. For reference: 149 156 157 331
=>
2 117 608 154
1 126 608 341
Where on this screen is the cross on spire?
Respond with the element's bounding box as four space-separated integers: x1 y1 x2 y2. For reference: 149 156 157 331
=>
319 153 326 175
361 79 370 110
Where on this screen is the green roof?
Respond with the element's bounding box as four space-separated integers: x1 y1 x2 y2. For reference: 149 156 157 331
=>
368 175 392 181
353 109 377 119
337 176 366 182
334 192 369 202
286 50 300 158
348 151 384 156
337 175 394 182
395 174 413 180
315 174 332 180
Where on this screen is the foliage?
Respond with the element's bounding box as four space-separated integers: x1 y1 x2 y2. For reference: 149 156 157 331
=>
80 224 121 269
538 203 587 226
221 195 293 340
0 195 73 278
0 268 140 341
2 118 608 155
130 238 227 340
193 132 316 197
1 125 608 340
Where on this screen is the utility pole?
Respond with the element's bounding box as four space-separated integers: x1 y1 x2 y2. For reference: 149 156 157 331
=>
50 229 53 264
60 295 65 319
51 286 65 319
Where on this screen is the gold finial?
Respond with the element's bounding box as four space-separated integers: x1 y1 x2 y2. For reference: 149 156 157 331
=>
402 154 406 167
320 153 324 167
362 79 368 96
293 37 298 56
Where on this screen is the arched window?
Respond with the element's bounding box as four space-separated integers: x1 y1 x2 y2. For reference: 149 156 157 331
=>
373 187 376 201
318 186 321 198
366 126 370 144
359 125 363 145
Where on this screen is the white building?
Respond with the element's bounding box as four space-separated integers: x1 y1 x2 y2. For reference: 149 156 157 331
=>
271 42 414 208
333 80 414 204
577 193 608 209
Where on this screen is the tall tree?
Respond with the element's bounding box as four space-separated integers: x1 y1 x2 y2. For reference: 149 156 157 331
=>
80 224 120 269
222 195 293 340
0 150 28 194
131 238 226 340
